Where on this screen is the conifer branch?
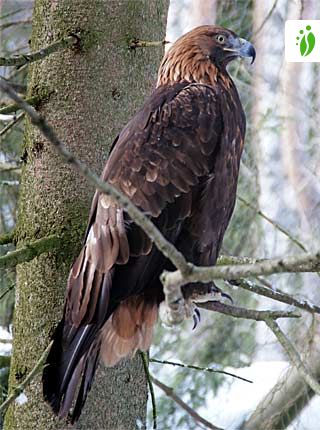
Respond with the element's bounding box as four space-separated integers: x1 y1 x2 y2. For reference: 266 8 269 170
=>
0 34 79 67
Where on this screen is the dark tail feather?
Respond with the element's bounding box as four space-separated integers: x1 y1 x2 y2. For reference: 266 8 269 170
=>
42 319 100 420
42 319 66 414
43 270 112 421
69 340 101 423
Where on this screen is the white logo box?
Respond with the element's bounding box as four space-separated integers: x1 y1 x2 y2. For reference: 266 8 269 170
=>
285 20 320 62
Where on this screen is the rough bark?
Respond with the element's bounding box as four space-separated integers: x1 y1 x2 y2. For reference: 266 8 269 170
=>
4 1 169 429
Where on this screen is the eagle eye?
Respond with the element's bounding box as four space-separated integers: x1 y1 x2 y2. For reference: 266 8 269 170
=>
216 35 225 44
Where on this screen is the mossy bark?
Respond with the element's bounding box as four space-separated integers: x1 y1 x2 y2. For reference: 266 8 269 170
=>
4 1 168 429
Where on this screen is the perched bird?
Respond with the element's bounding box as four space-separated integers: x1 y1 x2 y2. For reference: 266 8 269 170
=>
43 25 255 422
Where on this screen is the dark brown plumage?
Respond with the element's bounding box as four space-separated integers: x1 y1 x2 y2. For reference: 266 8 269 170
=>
43 25 255 422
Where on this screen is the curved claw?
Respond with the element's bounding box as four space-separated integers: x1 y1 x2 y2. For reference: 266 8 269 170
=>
221 291 233 304
192 308 201 330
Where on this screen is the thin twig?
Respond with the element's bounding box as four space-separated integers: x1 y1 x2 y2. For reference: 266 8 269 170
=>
149 358 253 383
0 339 12 344
151 375 223 430
0 342 53 414
227 279 320 314
0 34 79 67
197 302 300 321
140 352 157 429
1 180 19 186
0 235 61 269
0 162 21 174
129 38 169 50
0 284 14 301
0 8 28 21
0 19 32 31
237 195 308 252
253 0 279 36
265 319 320 396
0 96 39 115
0 231 15 246
0 77 27 94
0 112 25 138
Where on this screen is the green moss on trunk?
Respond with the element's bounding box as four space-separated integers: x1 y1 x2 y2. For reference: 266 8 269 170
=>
4 1 169 429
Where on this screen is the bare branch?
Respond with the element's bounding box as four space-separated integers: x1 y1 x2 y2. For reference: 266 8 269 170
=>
151 375 223 430
228 279 320 314
0 231 15 246
0 112 25 138
0 235 61 270
160 252 319 323
0 8 30 21
0 355 10 368
0 284 14 301
0 96 39 115
197 302 300 321
0 338 12 344
140 352 157 429
0 34 79 67
0 19 32 31
0 342 52 414
162 250 320 291
129 38 169 50
237 195 308 252
252 0 278 36
265 319 320 396
149 358 253 383
0 162 21 174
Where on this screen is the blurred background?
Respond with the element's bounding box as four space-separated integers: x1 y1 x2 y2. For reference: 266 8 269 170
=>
1 1 320 429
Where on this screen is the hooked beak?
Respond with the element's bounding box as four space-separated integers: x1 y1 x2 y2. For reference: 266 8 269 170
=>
224 37 256 64
238 38 256 64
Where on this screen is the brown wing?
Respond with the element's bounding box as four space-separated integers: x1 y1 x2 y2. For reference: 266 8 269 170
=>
66 82 222 327
43 82 223 421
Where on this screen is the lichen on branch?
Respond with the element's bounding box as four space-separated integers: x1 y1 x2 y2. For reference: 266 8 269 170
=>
0 34 80 67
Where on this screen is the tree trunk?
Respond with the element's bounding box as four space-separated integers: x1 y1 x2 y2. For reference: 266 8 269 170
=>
4 1 168 429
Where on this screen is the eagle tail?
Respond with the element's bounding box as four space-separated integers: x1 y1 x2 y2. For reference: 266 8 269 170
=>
43 319 101 423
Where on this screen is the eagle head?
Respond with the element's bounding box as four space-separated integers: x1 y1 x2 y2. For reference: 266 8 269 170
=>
157 25 256 87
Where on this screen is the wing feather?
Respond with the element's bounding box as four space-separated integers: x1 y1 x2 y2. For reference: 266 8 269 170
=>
44 82 224 417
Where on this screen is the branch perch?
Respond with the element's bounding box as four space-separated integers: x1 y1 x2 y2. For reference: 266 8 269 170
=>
228 279 320 314
0 231 15 246
198 301 300 321
0 96 39 115
0 342 52 414
129 38 169 50
1 79 319 325
0 34 79 67
0 235 61 269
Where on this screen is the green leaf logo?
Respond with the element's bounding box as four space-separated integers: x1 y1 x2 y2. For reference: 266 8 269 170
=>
296 25 316 57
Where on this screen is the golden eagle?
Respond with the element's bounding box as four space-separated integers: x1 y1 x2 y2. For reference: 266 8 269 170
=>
43 25 255 422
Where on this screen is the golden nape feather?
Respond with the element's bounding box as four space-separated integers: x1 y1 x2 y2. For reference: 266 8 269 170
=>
42 25 255 423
